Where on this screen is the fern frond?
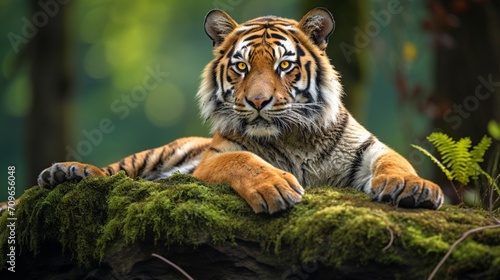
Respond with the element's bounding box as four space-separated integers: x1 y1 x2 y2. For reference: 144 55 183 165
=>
470 136 492 165
427 133 473 185
414 133 493 187
427 133 455 153
411 144 453 181
465 136 492 182
428 133 457 167
451 138 473 185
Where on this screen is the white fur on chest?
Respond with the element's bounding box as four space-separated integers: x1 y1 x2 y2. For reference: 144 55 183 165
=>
242 119 374 187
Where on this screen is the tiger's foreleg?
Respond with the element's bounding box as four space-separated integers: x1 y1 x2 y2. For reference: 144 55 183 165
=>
37 137 211 188
192 135 304 214
369 148 444 209
36 146 159 188
37 161 107 188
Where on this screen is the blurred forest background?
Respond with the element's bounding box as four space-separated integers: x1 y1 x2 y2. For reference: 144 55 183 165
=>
1 0 499 203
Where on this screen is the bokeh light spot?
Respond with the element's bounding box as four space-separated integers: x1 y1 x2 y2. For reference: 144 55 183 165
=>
4 75 31 117
403 42 418 62
84 43 110 79
144 83 186 127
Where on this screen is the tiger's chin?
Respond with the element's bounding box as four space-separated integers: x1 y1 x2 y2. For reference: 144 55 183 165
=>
244 124 281 138
210 116 281 138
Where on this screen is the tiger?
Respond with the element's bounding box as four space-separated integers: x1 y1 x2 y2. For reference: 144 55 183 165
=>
36 7 444 214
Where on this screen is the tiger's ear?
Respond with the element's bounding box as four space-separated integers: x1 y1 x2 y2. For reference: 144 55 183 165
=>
298 7 335 50
204 9 238 47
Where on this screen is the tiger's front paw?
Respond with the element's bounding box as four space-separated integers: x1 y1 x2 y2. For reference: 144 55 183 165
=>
371 174 444 210
239 169 304 214
38 162 105 189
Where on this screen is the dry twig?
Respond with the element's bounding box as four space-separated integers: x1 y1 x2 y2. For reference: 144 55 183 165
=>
374 212 394 251
427 220 500 280
152 253 195 280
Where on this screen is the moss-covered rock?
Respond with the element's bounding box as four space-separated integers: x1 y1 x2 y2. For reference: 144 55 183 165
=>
1 172 499 279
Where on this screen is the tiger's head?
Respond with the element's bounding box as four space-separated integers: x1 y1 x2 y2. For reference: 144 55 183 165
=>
197 8 343 139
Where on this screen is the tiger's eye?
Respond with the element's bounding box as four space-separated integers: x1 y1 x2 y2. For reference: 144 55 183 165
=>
237 62 247 71
279 61 290 70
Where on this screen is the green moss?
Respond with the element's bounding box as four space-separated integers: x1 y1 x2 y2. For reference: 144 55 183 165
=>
278 204 393 267
1 172 499 278
490 248 500 275
405 227 449 254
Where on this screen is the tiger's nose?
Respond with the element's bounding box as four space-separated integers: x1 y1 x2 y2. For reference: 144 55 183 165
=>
245 96 273 110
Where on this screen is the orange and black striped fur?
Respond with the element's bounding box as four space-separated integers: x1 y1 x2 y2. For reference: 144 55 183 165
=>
36 8 444 214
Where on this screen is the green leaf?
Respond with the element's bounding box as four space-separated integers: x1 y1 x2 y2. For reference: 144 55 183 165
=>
488 120 500 140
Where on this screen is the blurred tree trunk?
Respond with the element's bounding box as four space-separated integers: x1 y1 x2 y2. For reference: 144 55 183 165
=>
301 1 370 121
424 0 500 203
429 0 500 142
26 0 73 185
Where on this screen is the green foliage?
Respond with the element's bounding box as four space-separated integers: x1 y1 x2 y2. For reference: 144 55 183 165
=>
412 132 500 208
411 143 453 181
412 132 495 186
488 120 500 141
